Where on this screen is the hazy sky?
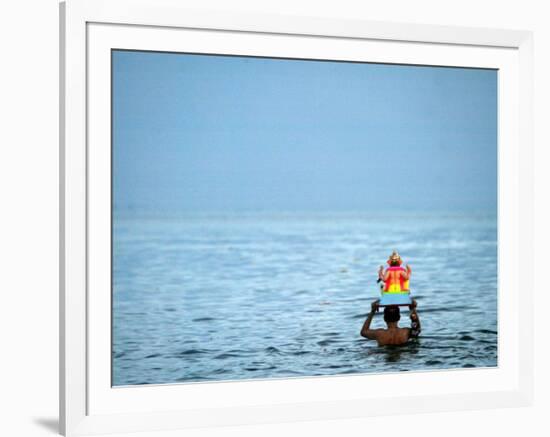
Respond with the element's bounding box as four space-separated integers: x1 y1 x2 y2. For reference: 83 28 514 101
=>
112 50 497 214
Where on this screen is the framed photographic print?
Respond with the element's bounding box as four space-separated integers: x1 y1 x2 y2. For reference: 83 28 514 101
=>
60 0 534 435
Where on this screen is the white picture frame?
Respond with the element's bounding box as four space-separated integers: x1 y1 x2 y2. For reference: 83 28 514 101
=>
60 0 534 435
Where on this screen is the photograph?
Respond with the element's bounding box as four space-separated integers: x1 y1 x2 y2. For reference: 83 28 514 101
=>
111 49 498 386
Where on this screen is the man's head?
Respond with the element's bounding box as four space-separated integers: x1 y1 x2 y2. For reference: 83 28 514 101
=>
384 305 401 324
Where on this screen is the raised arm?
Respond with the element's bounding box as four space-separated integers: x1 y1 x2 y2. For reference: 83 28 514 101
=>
378 265 385 282
402 264 412 280
360 300 382 340
409 299 421 338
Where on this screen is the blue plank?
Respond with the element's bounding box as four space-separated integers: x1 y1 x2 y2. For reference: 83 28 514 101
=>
379 292 412 306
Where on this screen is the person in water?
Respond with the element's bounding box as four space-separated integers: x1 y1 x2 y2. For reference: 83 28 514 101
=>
378 250 411 292
360 300 421 346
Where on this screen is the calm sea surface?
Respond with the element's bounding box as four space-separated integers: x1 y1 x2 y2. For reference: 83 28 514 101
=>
112 212 497 386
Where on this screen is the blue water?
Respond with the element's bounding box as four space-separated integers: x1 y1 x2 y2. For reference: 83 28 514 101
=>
112 212 497 386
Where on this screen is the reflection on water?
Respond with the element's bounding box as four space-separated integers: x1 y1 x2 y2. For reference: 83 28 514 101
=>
112 212 497 386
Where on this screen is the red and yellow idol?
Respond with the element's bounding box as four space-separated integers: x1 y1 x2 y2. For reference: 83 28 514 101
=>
378 251 411 293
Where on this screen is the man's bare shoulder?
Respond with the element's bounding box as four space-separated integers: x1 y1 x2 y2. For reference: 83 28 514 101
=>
376 328 411 346
400 327 413 341
361 327 386 340
366 328 386 337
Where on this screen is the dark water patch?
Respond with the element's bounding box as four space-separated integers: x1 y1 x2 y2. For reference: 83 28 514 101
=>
384 352 404 363
291 350 311 356
419 345 463 352
420 306 477 314
425 359 443 365
418 335 459 341
113 352 126 358
214 352 241 359
176 376 211 382
462 363 476 368
459 335 475 341
244 367 261 372
192 317 215 322
145 353 161 359
176 348 208 357
275 369 304 375
164 307 177 312
317 339 339 346
475 329 497 335
118 365 134 371
265 346 282 354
